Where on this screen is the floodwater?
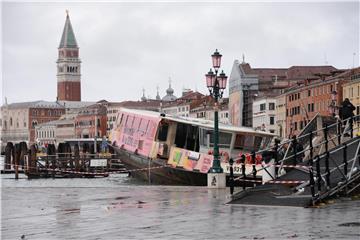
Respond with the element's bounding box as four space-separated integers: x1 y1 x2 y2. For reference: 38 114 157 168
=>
1 174 359 240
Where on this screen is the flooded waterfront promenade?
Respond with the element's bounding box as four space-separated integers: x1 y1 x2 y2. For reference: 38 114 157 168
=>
1 174 360 239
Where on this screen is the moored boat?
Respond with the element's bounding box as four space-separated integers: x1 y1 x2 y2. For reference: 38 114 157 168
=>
110 108 275 186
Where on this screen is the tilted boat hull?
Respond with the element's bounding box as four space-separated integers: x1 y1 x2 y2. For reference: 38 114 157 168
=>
115 147 208 186
114 147 261 186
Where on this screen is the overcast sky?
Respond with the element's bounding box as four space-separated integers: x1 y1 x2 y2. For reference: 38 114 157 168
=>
2 1 359 104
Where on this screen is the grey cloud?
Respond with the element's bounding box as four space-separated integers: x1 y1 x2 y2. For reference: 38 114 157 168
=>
2 2 359 103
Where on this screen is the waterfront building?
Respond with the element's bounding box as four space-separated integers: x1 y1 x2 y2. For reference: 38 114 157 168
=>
57 12 81 101
35 121 57 146
105 102 122 137
252 96 277 133
275 94 287 138
208 100 229 125
284 70 351 136
75 103 107 138
161 91 204 117
342 67 360 131
162 101 191 117
0 101 65 146
189 97 229 124
228 58 337 128
35 117 75 146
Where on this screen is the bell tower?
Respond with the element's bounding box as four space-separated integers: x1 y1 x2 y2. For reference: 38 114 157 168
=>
57 11 81 101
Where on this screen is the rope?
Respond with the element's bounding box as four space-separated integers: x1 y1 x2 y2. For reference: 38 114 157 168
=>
0 162 168 176
233 176 306 184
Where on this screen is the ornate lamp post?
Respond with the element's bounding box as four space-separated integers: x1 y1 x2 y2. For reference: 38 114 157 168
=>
205 49 228 173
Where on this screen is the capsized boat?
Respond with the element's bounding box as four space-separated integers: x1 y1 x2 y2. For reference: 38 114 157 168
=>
110 108 275 186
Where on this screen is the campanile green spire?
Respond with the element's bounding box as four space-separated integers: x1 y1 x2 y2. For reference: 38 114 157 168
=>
59 10 78 48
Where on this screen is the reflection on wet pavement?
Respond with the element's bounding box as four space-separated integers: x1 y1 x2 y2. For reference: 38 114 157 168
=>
1 174 360 239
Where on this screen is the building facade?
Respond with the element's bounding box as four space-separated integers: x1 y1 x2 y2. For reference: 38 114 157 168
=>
275 94 287 138
35 122 57 146
161 91 204 117
35 118 75 146
228 59 337 128
284 70 350 136
75 104 107 138
342 67 360 131
188 97 229 124
0 101 65 146
57 12 81 101
252 97 277 133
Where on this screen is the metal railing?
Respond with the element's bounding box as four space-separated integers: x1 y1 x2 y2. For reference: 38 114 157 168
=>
229 114 360 205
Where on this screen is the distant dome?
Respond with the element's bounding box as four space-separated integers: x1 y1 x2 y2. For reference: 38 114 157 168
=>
162 94 177 101
162 82 177 101
166 86 174 95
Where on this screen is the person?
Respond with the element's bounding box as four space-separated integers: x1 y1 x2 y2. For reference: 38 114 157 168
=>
340 98 356 120
339 98 356 136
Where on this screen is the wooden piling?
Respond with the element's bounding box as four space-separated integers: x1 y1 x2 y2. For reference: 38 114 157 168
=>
29 144 37 176
241 154 246 190
74 144 80 171
14 144 21 179
229 158 234 195
4 142 13 170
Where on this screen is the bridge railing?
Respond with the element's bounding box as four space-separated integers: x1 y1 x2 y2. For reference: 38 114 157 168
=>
229 114 360 201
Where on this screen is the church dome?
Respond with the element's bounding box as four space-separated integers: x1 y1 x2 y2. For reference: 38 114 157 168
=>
162 94 177 102
162 81 177 101
166 85 174 95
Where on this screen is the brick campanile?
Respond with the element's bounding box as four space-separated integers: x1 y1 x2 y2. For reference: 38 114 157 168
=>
57 11 81 101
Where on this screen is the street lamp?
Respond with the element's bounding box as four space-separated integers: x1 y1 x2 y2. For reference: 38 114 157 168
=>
205 49 228 173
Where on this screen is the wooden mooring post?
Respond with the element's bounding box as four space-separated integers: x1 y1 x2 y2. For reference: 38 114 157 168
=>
14 144 20 179
4 142 14 171
229 158 234 195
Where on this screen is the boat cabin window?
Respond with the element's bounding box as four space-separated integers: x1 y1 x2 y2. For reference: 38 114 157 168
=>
174 123 199 152
157 122 168 141
199 129 231 148
138 119 148 136
254 136 262 150
234 134 245 149
261 136 273 149
234 134 273 151
234 134 254 151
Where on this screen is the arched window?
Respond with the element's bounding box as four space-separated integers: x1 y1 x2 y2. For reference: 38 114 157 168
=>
10 118 12 126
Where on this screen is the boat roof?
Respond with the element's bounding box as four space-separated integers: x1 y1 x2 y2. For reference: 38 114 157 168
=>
119 108 275 137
